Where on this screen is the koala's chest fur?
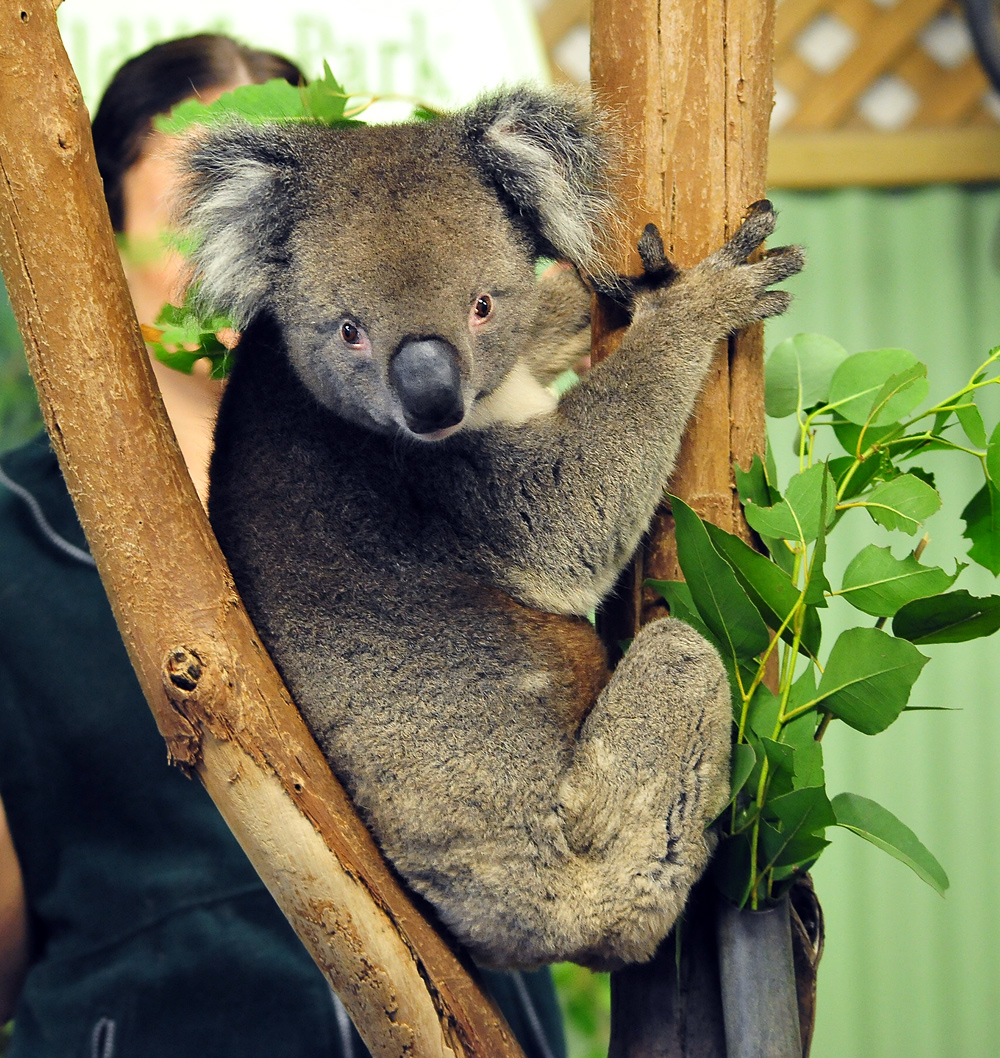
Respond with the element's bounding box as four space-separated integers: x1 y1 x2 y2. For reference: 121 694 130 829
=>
210 330 608 760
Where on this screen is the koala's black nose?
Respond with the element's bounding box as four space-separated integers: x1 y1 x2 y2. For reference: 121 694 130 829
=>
389 338 465 434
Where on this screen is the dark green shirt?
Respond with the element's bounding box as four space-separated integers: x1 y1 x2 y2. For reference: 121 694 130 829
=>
0 434 564 1058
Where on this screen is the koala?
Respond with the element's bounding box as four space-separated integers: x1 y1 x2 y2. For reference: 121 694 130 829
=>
182 86 803 970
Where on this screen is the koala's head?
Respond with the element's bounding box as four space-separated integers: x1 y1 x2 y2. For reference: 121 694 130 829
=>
181 86 617 439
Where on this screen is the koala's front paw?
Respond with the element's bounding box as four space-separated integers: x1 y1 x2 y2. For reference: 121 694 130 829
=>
684 199 805 331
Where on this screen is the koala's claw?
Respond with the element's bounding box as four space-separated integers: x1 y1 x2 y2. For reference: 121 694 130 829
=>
716 200 779 265
759 244 806 284
638 223 670 278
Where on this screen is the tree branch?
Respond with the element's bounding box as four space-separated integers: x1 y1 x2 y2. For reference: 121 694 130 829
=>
0 6 523 1056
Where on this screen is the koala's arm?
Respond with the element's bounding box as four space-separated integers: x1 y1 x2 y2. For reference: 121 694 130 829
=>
439 206 803 615
524 266 593 385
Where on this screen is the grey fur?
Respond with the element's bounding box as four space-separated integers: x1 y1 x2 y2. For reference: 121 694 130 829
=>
190 86 804 970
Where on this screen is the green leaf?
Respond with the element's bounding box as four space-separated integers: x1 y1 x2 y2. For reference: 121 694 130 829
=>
760 786 836 872
832 792 949 895
735 453 780 508
156 78 308 134
765 334 850 418
832 418 899 459
760 822 830 872
669 497 771 661
713 832 755 907
866 363 928 427
956 402 988 448
851 473 941 535
961 481 1000 574
813 628 928 734
892 589 1000 643
760 737 795 776
151 347 202 374
301 61 349 123
730 743 757 799
838 545 963 617
804 467 832 606
986 420 1000 488
735 454 793 573
744 464 837 544
703 522 820 656
828 348 928 426
828 453 885 503
644 579 713 643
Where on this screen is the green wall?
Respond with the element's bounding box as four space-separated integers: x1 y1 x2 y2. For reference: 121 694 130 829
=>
768 184 1000 1058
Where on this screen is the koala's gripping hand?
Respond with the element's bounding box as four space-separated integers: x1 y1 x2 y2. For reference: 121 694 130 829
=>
629 201 804 341
461 200 803 619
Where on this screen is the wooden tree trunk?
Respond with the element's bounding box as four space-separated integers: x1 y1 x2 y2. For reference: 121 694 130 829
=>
589 0 777 1055
0 7 524 1058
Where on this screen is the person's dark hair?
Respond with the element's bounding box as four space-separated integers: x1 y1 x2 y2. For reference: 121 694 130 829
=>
92 33 304 231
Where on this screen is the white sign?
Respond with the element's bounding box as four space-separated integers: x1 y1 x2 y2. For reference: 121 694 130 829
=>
58 0 550 114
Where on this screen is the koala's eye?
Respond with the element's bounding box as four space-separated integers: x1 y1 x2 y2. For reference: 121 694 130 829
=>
339 320 369 352
472 294 493 322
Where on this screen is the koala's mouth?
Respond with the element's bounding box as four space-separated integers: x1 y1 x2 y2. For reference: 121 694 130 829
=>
411 421 466 442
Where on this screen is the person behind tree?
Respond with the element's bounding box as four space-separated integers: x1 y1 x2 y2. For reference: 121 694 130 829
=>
0 33 565 1058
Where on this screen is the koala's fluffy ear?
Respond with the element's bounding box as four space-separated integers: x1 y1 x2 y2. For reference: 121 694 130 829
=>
179 124 303 327
461 87 620 279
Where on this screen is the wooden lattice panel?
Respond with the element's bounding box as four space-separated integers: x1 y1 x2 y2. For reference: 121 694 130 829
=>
534 0 1000 185
770 0 1000 183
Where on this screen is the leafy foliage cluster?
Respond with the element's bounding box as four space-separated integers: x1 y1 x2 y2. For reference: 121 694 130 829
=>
651 334 1000 910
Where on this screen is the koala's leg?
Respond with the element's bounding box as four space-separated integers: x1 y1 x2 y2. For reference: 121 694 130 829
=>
554 617 731 968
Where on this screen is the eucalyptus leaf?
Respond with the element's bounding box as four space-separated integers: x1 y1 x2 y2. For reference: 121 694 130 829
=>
761 824 830 871
735 453 781 507
760 737 795 776
892 589 1000 644
828 454 884 502
765 334 849 418
832 792 949 895
828 348 926 425
744 464 837 544
804 467 832 606
704 522 821 656
735 455 792 572
760 786 837 873
851 474 941 535
956 402 988 448
866 363 928 427
987 420 1000 488
730 743 757 799
644 580 714 643
814 627 928 734
669 497 770 661
832 418 899 458
712 832 754 907
961 481 1000 574
838 545 962 617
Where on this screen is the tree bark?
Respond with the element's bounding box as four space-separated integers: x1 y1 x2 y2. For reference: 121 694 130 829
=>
0 7 523 1057
590 0 777 1055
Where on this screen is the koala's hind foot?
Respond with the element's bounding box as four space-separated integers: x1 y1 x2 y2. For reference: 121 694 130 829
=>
555 618 731 969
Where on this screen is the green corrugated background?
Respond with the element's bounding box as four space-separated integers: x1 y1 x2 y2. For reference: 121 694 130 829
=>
767 184 1000 1058
2 185 1000 1056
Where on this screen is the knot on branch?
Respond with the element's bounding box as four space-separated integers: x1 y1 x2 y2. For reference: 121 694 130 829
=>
161 646 233 769
166 648 203 691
